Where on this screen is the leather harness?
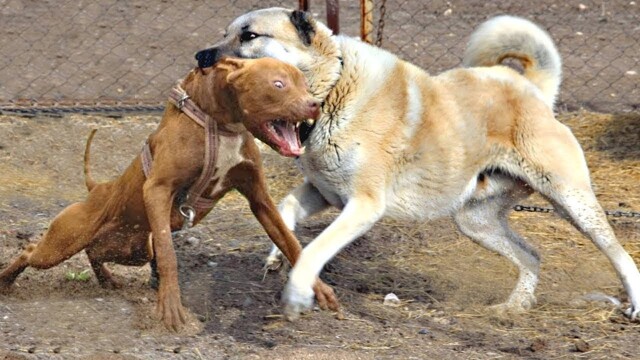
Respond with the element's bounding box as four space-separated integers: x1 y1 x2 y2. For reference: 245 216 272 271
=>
140 85 235 229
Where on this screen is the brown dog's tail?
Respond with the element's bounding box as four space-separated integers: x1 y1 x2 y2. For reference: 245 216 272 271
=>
84 129 98 192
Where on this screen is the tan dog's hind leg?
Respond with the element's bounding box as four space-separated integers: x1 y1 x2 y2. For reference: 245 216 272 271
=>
520 121 640 319
0 202 96 291
455 179 539 313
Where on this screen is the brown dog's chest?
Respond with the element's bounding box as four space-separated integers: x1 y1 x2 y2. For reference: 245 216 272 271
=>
204 134 246 197
169 134 248 228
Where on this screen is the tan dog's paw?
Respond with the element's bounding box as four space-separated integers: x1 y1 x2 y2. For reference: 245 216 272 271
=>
156 288 186 332
313 278 340 312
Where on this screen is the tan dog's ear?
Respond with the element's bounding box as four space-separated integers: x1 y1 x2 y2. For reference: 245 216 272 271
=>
217 57 248 84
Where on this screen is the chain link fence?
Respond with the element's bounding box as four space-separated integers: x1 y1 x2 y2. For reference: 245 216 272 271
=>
0 0 638 114
363 0 640 113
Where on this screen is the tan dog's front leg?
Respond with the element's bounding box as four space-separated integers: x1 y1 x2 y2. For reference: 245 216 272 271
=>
143 180 185 331
235 165 339 312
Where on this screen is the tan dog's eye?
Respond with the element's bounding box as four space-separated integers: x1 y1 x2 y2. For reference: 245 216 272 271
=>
274 80 285 89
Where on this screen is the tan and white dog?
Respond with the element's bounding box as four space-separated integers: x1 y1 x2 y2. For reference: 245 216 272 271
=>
196 8 640 320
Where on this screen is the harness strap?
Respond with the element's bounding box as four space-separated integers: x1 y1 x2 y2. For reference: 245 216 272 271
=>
140 85 219 211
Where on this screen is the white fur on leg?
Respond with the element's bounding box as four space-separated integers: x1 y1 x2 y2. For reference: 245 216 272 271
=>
554 189 640 320
264 182 331 271
283 195 385 320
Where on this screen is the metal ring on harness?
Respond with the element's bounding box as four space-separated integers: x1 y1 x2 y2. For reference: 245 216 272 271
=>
178 204 196 230
177 93 190 109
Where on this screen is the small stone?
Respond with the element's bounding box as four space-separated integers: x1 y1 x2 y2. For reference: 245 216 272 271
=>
113 349 120 354
186 236 199 246
626 70 637 76
443 8 452 16
530 338 546 352
173 347 182 354
418 328 429 335
16 231 33 240
574 339 590 353
578 3 588 11
576 31 583 36
53 347 61 354
207 261 218 267
242 296 253 308
383 293 401 307
28 347 36 354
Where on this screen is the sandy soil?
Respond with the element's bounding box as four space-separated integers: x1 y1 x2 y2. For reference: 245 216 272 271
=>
0 111 639 359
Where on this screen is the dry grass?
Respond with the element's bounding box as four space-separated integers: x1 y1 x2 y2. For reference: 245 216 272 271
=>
0 110 639 358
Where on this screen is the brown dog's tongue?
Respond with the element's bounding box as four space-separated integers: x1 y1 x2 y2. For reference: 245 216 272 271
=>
281 122 301 153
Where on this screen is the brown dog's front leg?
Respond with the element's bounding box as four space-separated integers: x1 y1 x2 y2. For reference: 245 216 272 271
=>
143 180 186 331
236 165 340 312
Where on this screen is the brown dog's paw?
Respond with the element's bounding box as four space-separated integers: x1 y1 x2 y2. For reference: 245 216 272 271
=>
156 289 186 332
312 278 340 312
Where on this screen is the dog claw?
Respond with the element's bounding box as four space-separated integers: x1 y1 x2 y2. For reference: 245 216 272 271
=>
156 287 187 332
264 254 283 272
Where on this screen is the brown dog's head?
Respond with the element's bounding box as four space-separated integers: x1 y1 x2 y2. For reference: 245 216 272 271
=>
212 57 320 157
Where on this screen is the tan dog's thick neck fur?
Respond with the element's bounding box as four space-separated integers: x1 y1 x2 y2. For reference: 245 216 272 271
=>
208 9 640 321
0 57 337 331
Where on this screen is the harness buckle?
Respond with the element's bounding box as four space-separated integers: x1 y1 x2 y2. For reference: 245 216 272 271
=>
177 93 190 109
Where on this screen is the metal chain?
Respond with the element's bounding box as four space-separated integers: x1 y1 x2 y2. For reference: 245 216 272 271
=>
375 0 387 47
513 205 640 218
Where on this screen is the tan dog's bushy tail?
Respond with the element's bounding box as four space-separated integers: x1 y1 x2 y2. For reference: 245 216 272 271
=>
462 15 562 109
84 129 98 191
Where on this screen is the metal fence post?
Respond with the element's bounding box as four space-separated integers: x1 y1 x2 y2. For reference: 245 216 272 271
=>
361 0 374 43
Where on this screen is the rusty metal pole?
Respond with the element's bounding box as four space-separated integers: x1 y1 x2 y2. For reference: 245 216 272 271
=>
326 0 339 34
361 0 373 43
299 0 309 11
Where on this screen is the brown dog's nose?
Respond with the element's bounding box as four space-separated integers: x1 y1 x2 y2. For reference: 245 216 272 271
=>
307 99 321 119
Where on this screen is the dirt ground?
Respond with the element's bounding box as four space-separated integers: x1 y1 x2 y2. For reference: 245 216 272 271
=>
0 111 639 359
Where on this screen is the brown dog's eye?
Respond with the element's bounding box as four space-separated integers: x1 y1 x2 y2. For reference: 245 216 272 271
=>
274 80 285 89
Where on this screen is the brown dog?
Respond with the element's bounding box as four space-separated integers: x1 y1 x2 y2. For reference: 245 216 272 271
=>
0 57 339 331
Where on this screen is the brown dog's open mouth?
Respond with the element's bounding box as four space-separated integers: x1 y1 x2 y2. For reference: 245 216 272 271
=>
263 119 308 157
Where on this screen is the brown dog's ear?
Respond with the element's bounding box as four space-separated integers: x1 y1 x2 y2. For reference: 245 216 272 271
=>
217 58 248 84
290 10 316 46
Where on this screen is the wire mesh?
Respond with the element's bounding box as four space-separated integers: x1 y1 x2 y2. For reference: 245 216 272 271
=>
0 0 638 114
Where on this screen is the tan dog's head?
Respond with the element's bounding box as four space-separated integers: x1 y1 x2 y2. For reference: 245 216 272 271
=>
194 8 323 69
206 57 320 157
